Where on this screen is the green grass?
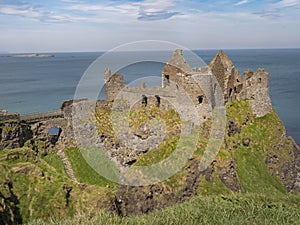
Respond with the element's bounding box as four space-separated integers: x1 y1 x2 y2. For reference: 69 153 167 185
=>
42 153 68 176
28 194 300 225
236 148 287 195
134 135 180 166
0 147 113 224
0 148 73 223
197 173 233 196
225 100 291 196
95 108 115 138
95 107 181 141
128 107 181 136
64 147 116 187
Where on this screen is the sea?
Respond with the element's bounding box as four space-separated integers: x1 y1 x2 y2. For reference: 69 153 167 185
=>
0 49 299 145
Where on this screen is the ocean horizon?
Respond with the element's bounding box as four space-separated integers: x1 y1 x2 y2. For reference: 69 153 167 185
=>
0 49 299 144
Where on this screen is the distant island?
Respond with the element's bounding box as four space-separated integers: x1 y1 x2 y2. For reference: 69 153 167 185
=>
12 53 54 58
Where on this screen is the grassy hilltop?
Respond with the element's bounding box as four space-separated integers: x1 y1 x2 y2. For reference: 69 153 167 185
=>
1 100 300 224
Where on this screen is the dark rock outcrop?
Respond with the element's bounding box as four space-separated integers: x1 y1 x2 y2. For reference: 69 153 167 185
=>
242 137 251 147
115 159 202 216
227 120 240 136
0 180 22 225
266 137 300 193
218 161 243 192
0 121 32 150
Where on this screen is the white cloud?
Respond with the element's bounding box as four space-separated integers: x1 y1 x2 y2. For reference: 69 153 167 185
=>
134 0 180 21
275 0 300 8
235 0 251 6
134 0 176 12
253 8 281 19
61 0 83 2
0 3 71 22
0 5 43 19
1 0 299 52
253 0 300 20
65 0 181 21
65 2 140 22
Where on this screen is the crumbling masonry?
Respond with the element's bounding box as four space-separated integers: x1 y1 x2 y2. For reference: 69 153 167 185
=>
105 49 273 120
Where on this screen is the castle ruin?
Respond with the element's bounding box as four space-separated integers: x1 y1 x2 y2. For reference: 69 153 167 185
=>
105 49 273 120
0 49 273 164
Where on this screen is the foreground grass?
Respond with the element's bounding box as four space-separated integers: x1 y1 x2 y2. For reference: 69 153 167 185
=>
28 193 300 225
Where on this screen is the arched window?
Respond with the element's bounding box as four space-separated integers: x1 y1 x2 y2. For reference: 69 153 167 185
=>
142 95 147 107
229 88 233 96
155 95 160 107
165 75 170 85
198 96 204 104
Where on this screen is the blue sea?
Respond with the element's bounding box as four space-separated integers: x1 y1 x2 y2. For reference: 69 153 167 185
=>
0 49 299 144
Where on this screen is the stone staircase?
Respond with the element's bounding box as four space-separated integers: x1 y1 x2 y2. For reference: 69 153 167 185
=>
56 147 80 185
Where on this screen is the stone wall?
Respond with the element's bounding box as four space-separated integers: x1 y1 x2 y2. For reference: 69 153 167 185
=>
113 84 206 126
30 117 73 147
0 112 20 122
244 68 272 117
161 50 214 124
20 110 63 123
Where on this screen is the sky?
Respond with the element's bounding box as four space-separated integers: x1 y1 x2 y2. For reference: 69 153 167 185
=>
0 0 299 52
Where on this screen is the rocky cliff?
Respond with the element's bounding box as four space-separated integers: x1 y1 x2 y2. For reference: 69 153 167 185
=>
0 50 299 223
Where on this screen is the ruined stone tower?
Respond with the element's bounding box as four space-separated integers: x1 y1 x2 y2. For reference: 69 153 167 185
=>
104 49 273 119
208 50 272 117
209 50 244 102
244 68 272 117
104 69 126 101
162 49 210 105
161 49 213 122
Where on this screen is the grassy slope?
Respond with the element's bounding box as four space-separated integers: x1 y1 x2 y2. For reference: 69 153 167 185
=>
0 148 113 224
55 99 299 225
0 148 72 222
225 100 289 196
2 99 300 224
65 147 116 187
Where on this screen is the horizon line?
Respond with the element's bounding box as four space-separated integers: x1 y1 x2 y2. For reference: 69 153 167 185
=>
4 47 300 54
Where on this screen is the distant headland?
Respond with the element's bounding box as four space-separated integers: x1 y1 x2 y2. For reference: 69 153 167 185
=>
12 53 54 58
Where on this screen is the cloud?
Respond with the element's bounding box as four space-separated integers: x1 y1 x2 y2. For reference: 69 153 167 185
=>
253 8 281 19
253 0 300 19
135 0 181 21
235 0 251 6
66 3 138 15
135 0 176 12
66 0 181 21
275 0 300 8
0 4 43 19
138 11 180 21
0 2 71 22
61 0 83 2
